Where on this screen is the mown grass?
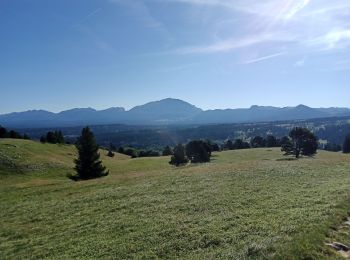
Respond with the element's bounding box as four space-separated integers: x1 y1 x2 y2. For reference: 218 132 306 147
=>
1 139 350 259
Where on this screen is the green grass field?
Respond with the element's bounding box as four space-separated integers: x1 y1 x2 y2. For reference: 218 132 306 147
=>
1 139 350 259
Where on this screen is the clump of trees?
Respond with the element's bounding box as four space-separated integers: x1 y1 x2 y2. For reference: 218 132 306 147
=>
224 139 250 150
139 150 160 157
324 143 342 152
251 136 266 148
266 135 279 147
40 131 65 144
343 134 350 154
117 146 160 158
162 145 173 156
0 126 30 140
169 143 189 166
224 136 283 150
169 140 214 166
186 140 211 163
281 127 318 158
70 127 109 181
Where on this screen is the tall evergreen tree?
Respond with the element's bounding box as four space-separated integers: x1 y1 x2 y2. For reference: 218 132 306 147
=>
73 127 109 180
343 134 350 154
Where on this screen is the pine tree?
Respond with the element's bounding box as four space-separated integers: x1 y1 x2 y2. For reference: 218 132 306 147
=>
73 127 109 180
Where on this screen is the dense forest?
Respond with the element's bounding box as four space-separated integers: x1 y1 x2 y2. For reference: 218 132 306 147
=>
11 116 350 151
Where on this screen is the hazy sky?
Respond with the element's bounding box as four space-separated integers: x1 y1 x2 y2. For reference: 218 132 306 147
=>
1 0 349 113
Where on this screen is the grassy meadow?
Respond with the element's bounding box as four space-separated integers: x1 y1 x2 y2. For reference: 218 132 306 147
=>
1 139 350 259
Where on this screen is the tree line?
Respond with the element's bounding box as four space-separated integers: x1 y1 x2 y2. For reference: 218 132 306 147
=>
59 126 349 181
40 131 65 144
0 126 30 140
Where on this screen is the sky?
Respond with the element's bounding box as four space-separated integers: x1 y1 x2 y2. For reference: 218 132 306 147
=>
0 0 349 114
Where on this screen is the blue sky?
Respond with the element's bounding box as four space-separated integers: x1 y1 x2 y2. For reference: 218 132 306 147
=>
0 0 349 113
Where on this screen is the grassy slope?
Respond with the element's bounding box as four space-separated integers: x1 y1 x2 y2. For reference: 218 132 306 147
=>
1 139 350 259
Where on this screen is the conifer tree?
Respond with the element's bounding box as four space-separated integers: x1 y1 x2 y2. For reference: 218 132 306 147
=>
73 127 109 180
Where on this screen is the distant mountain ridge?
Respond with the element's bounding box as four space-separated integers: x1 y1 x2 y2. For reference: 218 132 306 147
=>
1 98 349 128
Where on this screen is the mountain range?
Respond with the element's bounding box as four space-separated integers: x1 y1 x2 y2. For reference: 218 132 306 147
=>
1 98 350 128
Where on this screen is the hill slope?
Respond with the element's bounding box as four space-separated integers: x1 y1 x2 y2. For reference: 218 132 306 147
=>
1 139 350 258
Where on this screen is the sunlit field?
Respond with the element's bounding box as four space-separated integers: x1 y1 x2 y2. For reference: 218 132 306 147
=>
1 139 350 259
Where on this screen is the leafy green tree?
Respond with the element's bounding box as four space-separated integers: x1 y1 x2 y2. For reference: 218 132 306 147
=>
282 127 318 158
162 145 173 156
343 134 350 154
186 140 211 163
169 143 188 166
73 127 109 180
